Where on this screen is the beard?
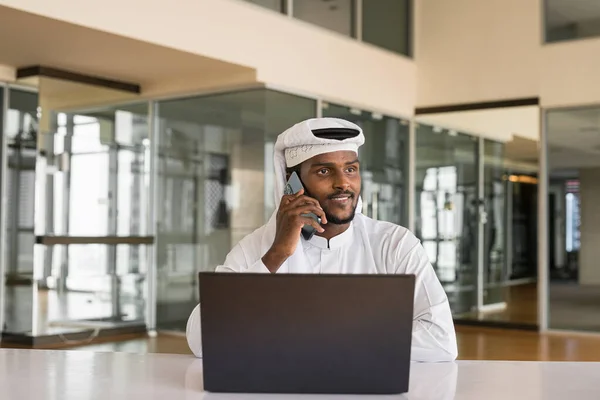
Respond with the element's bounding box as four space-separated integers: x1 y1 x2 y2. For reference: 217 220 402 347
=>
303 187 357 225
325 207 356 225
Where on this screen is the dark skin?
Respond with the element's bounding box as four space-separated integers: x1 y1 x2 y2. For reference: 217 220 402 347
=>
261 151 361 273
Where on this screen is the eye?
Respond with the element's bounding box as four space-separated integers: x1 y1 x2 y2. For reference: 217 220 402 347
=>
346 166 358 173
317 168 329 175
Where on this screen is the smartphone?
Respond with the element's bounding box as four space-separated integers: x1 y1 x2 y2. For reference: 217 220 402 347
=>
284 172 322 240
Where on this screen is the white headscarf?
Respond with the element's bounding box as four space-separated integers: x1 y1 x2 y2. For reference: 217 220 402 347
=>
260 117 366 273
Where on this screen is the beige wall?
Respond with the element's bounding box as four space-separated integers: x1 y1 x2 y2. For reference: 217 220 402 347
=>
415 0 541 107
0 64 15 81
541 38 600 108
0 0 416 117
578 168 600 286
10 0 600 117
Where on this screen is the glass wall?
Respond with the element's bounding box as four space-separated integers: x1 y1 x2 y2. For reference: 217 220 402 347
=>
154 89 316 331
545 0 600 43
483 140 506 306
362 0 411 56
35 101 150 332
2 88 39 335
322 102 409 225
414 124 479 316
237 0 412 57
546 107 600 333
2 76 148 339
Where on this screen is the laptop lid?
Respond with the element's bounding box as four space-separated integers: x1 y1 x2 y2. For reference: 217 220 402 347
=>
199 272 415 395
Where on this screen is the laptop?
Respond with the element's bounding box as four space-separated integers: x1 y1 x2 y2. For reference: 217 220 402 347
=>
198 272 415 395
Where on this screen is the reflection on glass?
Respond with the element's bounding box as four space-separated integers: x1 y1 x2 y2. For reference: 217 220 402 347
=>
565 182 580 253
415 124 478 315
37 101 149 334
545 0 600 43
362 0 411 56
3 73 148 338
322 103 409 225
547 107 600 333
294 0 354 37
4 244 147 335
505 173 538 281
483 140 506 305
44 104 150 238
155 89 316 331
2 88 38 334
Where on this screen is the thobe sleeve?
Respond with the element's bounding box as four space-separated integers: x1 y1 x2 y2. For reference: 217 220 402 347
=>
394 238 458 362
213 239 271 274
186 231 270 358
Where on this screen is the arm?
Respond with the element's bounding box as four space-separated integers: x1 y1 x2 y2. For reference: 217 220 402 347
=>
395 238 458 362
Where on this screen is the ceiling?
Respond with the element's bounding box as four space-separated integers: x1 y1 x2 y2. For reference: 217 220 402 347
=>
504 136 538 164
546 0 600 28
415 106 540 143
0 5 255 97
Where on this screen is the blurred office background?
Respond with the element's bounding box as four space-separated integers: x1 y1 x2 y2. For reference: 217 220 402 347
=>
0 0 599 346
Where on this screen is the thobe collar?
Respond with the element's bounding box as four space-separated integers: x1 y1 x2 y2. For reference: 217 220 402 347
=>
303 222 355 250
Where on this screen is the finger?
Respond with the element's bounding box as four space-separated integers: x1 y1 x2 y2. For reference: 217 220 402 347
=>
298 216 325 233
279 189 306 207
280 193 300 207
288 205 327 225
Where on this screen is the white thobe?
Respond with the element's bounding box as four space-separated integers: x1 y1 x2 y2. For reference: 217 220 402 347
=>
186 213 458 362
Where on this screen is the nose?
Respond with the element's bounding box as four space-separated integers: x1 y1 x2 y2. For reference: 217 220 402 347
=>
332 170 351 191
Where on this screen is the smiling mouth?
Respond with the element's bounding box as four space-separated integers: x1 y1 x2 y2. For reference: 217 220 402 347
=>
329 194 353 202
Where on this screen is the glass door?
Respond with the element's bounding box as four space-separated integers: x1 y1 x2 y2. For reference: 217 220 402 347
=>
414 124 479 316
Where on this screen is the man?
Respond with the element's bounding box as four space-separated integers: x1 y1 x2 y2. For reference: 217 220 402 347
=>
186 117 458 362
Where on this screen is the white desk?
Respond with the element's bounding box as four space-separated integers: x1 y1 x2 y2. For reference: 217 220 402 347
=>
1 349 599 399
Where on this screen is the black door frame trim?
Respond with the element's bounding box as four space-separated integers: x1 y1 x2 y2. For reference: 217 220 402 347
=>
17 65 141 94
415 97 540 115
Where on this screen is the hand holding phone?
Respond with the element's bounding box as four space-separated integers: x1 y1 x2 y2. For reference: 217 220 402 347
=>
284 172 323 240
261 172 327 272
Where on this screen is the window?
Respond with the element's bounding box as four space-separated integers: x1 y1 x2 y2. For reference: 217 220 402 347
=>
362 0 412 56
545 0 600 42
294 0 355 37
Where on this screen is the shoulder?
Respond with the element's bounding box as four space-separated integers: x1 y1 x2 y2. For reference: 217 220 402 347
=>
357 214 419 248
355 215 422 270
238 224 268 246
235 223 269 255
218 223 271 271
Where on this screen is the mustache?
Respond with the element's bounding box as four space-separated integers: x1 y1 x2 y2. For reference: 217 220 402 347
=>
327 190 355 200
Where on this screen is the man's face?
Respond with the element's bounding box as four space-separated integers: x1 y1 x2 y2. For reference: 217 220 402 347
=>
298 150 361 225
